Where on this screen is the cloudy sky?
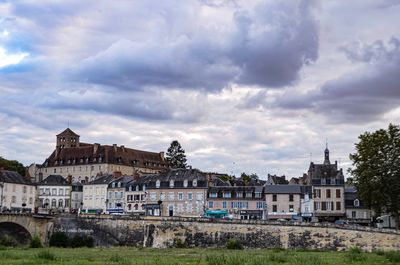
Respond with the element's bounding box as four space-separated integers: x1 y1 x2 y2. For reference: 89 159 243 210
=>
1 0 399 179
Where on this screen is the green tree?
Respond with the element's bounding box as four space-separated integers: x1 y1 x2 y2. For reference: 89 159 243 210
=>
349 124 400 229
166 140 187 169
0 156 25 176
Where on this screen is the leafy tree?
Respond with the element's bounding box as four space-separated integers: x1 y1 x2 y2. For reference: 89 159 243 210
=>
0 156 25 176
166 140 187 169
349 124 400 229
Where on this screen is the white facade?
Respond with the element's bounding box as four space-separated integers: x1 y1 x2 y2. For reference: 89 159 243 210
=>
38 185 71 212
82 184 108 213
300 193 314 221
1 183 35 212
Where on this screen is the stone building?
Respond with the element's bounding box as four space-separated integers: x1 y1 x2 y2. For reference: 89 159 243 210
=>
71 182 83 212
303 146 345 222
107 175 134 214
37 175 71 213
145 169 208 217
0 170 36 212
37 128 168 183
82 174 117 214
125 176 149 215
207 184 266 220
345 186 373 225
265 185 302 220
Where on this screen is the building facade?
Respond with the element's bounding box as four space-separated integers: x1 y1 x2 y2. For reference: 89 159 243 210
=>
37 128 168 182
145 169 208 217
345 186 373 225
207 186 265 220
107 176 133 214
304 146 345 222
125 178 147 215
82 174 116 213
71 182 83 212
37 175 71 212
265 185 302 220
0 170 35 212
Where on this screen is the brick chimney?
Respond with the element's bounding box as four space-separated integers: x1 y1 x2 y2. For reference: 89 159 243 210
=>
67 175 72 184
93 143 100 154
113 171 122 179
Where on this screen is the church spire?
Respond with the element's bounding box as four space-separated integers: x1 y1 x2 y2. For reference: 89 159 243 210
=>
324 142 330 165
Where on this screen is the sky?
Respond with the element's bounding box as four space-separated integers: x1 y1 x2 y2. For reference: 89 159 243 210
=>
0 0 399 179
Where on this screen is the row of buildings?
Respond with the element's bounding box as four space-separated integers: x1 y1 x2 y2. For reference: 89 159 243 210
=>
1 128 372 224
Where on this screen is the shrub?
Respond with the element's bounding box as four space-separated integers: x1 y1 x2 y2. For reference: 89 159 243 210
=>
346 246 365 262
226 239 243 250
36 250 57 261
174 238 185 248
385 251 400 263
29 235 42 248
49 232 69 247
0 235 17 247
70 235 95 248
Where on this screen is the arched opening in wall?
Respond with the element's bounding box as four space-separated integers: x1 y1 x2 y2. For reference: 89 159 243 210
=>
0 222 32 246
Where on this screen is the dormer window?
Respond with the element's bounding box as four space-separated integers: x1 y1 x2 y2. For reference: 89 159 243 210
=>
143 185 146 191
93 157 97 162
354 199 360 207
68 159 71 164
55 160 58 165
99 157 102 163
156 180 160 188
170 180 174 188
183 180 188 188
85 158 89 163
118 182 121 188
112 182 115 188
136 185 139 191
193 179 197 187
80 158 83 163
129 186 132 192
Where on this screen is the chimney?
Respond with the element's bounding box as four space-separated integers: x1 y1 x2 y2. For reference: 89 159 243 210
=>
67 175 72 184
113 144 117 152
113 171 122 179
94 143 100 154
160 152 165 161
133 170 140 181
121 145 125 152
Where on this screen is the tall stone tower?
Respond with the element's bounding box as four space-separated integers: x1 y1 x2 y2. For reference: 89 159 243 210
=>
56 128 80 149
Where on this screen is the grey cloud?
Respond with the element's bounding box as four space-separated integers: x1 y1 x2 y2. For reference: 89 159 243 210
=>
275 37 400 123
69 0 319 92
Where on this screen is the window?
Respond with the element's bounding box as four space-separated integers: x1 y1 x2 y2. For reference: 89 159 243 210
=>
236 192 243 198
352 211 356 219
245 192 252 198
52 189 57 195
54 168 57 173
354 199 360 207
156 180 160 188
223 192 231 198
23 186 27 193
59 189 64 196
272 205 277 212
45 188 50 195
170 180 174 188
256 201 265 209
272 194 277 202
289 194 294 202
11 196 16 203
183 180 188 188
188 193 193 200
336 202 341 211
58 199 63 208
51 199 57 207
336 189 341 198
178 193 183 200
255 192 262 198
40 188 44 195
321 202 327 211
208 201 214 208
29 197 33 204
326 189 331 198
193 179 197 187
289 205 294 212
314 189 321 198
222 201 227 209
65 199 69 207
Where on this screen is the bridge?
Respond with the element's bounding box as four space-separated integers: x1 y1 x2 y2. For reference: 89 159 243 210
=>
0 213 399 251
0 213 54 245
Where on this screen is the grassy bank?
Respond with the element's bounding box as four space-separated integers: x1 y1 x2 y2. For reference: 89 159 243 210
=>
0 247 399 265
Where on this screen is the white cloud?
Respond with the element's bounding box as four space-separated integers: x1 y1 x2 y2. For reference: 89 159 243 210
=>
0 47 28 67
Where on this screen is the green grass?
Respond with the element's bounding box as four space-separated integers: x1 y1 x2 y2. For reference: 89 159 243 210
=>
0 247 397 265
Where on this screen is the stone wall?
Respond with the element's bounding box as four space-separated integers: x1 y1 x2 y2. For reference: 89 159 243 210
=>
52 216 400 251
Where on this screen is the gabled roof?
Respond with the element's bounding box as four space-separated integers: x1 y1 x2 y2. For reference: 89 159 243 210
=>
0 170 32 185
38 175 70 186
57 128 80 137
265 185 302 194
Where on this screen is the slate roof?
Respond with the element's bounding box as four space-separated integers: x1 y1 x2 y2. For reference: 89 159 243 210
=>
0 170 32 185
85 174 117 185
145 168 208 189
38 175 70 186
264 185 302 194
108 176 134 189
57 128 79 137
43 143 167 170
